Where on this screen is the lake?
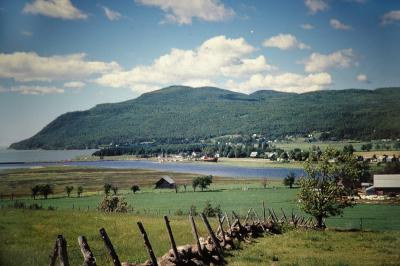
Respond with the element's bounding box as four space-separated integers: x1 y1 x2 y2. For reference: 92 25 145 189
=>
0 148 304 179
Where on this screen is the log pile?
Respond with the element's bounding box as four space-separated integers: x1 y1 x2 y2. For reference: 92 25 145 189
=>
48 203 316 266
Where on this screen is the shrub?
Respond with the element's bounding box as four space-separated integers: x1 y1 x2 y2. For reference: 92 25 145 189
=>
98 196 128 213
202 200 222 217
174 209 184 216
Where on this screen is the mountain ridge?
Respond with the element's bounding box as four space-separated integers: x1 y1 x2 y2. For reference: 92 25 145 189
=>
10 86 400 150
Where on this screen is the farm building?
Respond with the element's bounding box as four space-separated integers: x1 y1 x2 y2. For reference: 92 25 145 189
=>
155 176 176 189
365 174 400 195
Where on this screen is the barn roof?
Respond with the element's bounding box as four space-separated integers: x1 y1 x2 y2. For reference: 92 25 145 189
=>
373 174 400 188
159 175 175 184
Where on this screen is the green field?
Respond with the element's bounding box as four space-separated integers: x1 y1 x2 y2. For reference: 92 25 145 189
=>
0 208 399 266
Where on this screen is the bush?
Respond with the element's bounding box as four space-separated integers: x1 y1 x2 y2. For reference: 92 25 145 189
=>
98 196 128 213
174 209 184 216
202 200 222 217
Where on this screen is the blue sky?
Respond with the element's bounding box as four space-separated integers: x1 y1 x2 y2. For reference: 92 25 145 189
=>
0 0 399 146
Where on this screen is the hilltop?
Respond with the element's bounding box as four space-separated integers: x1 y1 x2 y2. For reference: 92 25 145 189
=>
10 86 400 150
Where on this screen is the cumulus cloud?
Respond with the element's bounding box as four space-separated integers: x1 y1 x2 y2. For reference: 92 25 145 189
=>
135 0 234 24
330 19 352 30
23 0 88 20
226 72 332 94
301 24 314 30
262 34 310 50
64 81 85 88
0 52 120 82
356 74 369 82
101 6 122 21
302 49 356 73
305 0 328 14
381 10 400 25
96 35 275 93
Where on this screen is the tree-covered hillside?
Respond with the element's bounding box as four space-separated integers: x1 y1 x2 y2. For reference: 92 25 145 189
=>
10 86 400 149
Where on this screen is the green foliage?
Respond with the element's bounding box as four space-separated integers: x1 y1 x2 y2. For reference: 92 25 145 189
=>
97 196 128 213
64 186 74 197
192 175 213 192
283 172 296 188
103 183 112 195
31 184 53 199
130 184 140 194
10 86 400 150
77 186 83 197
379 161 400 174
31 185 40 199
202 200 222 217
299 148 358 228
112 185 118 195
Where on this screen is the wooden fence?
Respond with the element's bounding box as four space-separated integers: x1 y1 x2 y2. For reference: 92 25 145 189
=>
48 202 315 266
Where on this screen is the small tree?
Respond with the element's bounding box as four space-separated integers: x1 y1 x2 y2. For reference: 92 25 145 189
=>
131 185 140 194
283 172 295 188
202 200 222 217
262 178 268 189
192 175 213 192
40 184 53 199
65 186 74 197
298 148 356 228
98 196 128 213
104 183 112 195
77 186 83 197
183 183 187 192
31 185 41 200
112 185 118 195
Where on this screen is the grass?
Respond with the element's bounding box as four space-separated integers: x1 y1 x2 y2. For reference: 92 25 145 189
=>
227 229 400 266
0 208 399 266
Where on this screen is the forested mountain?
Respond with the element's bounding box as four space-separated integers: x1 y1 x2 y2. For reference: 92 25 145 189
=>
10 86 400 150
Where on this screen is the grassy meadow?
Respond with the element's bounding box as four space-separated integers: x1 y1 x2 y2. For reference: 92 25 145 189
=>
1 166 400 265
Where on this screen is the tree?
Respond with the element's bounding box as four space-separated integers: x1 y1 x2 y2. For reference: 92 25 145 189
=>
343 144 355 154
112 185 118 195
65 186 74 197
77 186 83 197
31 185 41 200
40 184 53 199
262 178 268 189
298 148 356 229
283 172 295 188
192 175 213 192
104 183 112 195
131 185 140 194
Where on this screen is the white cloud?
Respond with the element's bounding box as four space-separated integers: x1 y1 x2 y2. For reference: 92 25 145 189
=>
21 30 33 37
302 49 356 73
96 35 274 93
263 34 310 50
226 72 332 94
0 52 120 82
305 0 328 14
23 0 88 20
356 74 368 82
64 81 85 88
135 0 234 24
381 10 400 25
330 19 352 30
301 24 314 30
102 6 122 21
0 85 65 95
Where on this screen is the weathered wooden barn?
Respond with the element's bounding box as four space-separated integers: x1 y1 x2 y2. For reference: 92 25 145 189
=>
155 176 176 189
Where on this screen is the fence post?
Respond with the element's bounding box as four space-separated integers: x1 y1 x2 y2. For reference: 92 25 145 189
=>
99 228 121 266
137 222 158 266
359 218 363 230
200 213 223 254
189 211 202 256
78 236 97 266
57 235 70 266
48 238 58 266
163 216 179 262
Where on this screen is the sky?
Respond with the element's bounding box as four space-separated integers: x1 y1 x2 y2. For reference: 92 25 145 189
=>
0 0 399 146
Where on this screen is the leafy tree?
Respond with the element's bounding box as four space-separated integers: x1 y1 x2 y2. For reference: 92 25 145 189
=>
65 186 74 197
40 184 53 199
104 183 112 195
202 200 222 217
343 144 355 154
192 175 213 192
31 185 41 200
112 185 118 195
77 186 83 197
130 185 140 194
298 148 357 228
98 196 128 213
283 172 295 188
